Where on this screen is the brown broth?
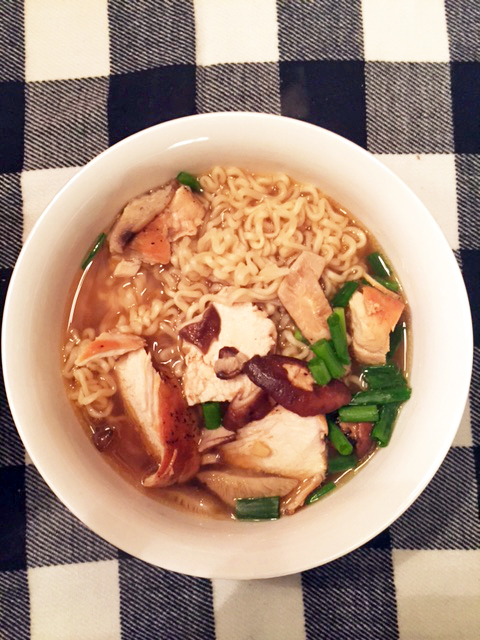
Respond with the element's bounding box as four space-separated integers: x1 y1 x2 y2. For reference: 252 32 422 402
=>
62 177 411 519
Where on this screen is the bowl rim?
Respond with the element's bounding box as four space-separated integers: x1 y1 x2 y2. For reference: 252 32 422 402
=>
2 112 474 579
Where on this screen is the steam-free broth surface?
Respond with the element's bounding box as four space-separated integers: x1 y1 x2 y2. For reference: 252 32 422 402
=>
62 167 410 520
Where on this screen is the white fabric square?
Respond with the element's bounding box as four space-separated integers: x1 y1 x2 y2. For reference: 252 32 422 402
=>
21 167 81 243
212 575 306 640
362 0 450 62
375 154 458 249
28 560 121 640
393 550 480 639
25 0 110 82
194 0 279 66
453 403 472 447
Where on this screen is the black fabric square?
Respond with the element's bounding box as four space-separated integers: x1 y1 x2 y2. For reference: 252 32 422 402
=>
0 1 24 81
109 0 195 74
24 466 117 567
278 0 363 62
451 62 480 154
445 0 480 61
302 549 398 640
0 465 26 572
108 65 196 145
362 527 392 550
0 570 29 639
0 362 26 469
119 556 216 640
365 62 453 153
197 63 280 114
459 249 480 347
0 82 24 173
456 154 480 250
470 346 480 448
25 77 109 170
280 60 366 148
0 173 23 268
390 448 480 549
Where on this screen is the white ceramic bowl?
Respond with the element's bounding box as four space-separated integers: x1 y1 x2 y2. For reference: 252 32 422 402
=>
2 113 473 579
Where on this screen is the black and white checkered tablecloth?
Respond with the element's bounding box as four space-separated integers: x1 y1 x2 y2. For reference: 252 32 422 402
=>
1 2 479 638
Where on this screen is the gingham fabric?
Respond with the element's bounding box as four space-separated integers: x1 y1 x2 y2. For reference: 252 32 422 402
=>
1 2 479 639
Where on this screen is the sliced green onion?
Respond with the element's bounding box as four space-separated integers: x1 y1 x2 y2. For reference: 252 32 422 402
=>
362 364 407 390
294 328 309 344
372 403 399 447
328 454 357 474
328 419 353 456
327 308 350 365
338 404 379 422
305 481 336 505
367 251 392 278
235 496 280 520
310 339 345 379
81 232 106 270
176 171 203 192
202 401 222 430
308 357 331 386
373 276 400 292
331 281 359 307
349 387 411 405
387 322 406 361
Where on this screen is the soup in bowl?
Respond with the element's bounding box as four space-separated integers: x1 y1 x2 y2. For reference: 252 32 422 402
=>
2 114 472 578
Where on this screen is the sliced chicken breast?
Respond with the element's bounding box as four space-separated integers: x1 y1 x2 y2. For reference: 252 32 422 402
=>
197 468 298 507
115 349 200 487
348 287 405 364
220 406 328 481
181 302 277 405
108 183 175 254
163 185 207 241
74 332 145 366
278 251 332 343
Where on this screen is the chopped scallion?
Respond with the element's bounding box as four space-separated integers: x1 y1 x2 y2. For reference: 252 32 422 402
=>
361 364 407 390
305 481 336 505
235 496 280 520
331 281 359 307
294 328 309 344
308 357 331 386
371 403 399 447
81 232 106 270
328 454 357 474
338 404 379 422
327 308 350 365
373 276 400 292
328 419 353 456
349 387 411 405
387 322 406 361
202 401 222 430
367 251 392 278
310 339 345 379
176 171 203 192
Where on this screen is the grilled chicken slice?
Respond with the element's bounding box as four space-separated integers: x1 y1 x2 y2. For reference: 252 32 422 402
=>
348 287 405 364
163 185 206 242
129 213 171 264
108 183 175 254
197 468 298 507
220 406 328 481
198 426 236 453
115 349 200 488
281 473 325 515
158 485 227 519
108 183 206 266
278 252 332 343
181 302 277 405
74 332 145 366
